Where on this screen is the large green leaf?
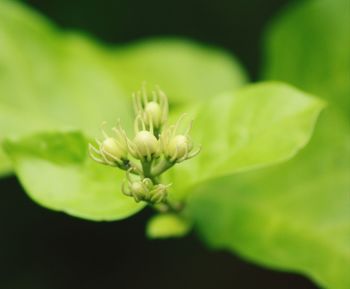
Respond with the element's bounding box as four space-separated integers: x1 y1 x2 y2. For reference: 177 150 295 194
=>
262 0 350 114
166 82 325 200
188 1 350 287
188 109 350 289
0 0 131 175
111 38 248 106
3 131 144 220
0 0 247 176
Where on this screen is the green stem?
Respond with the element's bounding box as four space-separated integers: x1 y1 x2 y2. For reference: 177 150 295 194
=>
118 160 142 175
153 199 184 213
140 158 182 213
141 159 160 183
151 159 175 176
141 159 152 177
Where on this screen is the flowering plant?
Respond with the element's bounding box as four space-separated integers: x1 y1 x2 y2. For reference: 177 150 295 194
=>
0 0 348 288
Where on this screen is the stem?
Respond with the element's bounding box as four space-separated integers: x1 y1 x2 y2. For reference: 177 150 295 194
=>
139 157 182 213
118 160 142 175
141 159 152 176
141 159 159 183
153 199 184 213
151 159 175 176
153 127 161 139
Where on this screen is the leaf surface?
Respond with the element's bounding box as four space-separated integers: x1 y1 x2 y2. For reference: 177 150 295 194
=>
0 0 247 176
188 0 350 287
167 82 325 199
263 0 350 114
189 109 350 289
4 131 145 221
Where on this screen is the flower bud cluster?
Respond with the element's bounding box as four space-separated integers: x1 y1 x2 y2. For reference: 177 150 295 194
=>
122 171 170 204
89 85 201 208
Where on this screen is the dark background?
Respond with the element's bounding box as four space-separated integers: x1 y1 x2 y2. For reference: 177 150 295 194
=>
1 0 319 288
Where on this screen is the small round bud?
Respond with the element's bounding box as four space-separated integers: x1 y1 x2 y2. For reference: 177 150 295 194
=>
144 101 162 128
150 184 168 204
132 85 168 131
130 181 148 201
89 122 129 167
101 137 127 162
130 182 145 194
167 135 192 160
133 130 159 158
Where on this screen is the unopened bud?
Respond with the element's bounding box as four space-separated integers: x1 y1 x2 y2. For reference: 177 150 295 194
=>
101 137 128 162
132 85 168 131
122 173 169 204
150 184 169 204
131 130 159 160
144 101 162 128
167 135 192 160
160 115 200 163
130 181 148 202
89 122 129 167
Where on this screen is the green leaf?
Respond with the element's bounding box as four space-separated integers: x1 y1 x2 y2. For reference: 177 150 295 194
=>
146 214 192 239
0 0 132 174
188 109 350 289
166 82 325 200
4 131 145 221
220 1 350 286
263 0 350 114
0 0 247 176
112 38 248 106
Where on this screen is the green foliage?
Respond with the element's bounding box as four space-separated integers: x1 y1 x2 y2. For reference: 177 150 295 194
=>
0 0 347 287
187 0 350 288
146 214 192 239
167 82 325 200
0 0 131 175
188 109 350 289
0 0 247 176
3 0 323 223
4 131 144 220
263 0 350 114
2 80 324 220
112 39 248 105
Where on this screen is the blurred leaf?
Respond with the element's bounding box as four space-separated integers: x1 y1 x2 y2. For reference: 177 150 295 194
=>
166 82 325 200
0 0 247 176
0 0 132 175
189 0 350 285
4 131 145 221
188 109 350 289
112 38 248 106
263 0 350 114
146 214 192 239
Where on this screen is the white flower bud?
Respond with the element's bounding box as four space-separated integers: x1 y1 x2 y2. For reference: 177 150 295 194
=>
130 182 145 194
101 137 128 162
144 101 162 128
89 122 129 167
132 130 159 159
150 184 168 204
159 114 201 163
130 181 148 202
167 135 192 160
132 85 168 131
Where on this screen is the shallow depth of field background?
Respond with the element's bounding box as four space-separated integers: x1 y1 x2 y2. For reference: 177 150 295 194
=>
0 0 320 288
